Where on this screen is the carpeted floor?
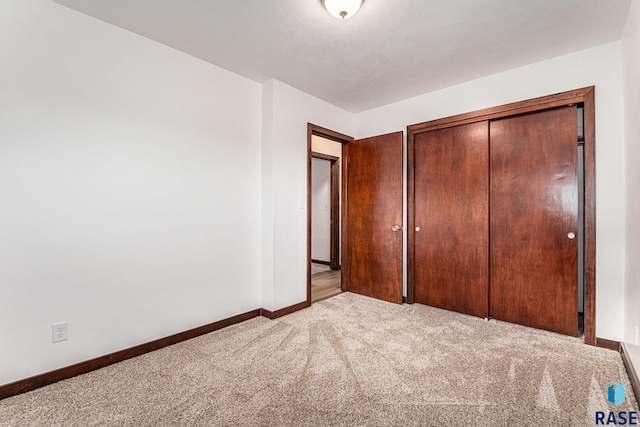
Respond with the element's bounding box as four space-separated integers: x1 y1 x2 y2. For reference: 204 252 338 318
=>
0 292 637 426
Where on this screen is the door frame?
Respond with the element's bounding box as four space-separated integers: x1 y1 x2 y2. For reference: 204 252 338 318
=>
407 86 596 346
310 152 340 270
307 124 353 305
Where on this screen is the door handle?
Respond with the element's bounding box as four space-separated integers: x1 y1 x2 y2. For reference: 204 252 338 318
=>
392 225 402 232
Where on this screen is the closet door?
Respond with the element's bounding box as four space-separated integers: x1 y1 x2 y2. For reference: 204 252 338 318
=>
489 106 578 336
413 122 489 318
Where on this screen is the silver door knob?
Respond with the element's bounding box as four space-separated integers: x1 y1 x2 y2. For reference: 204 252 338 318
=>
415 227 421 232
567 232 576 240
392 225 402 232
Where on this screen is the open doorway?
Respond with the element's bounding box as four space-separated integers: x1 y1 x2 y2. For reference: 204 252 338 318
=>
307 124 352 304
311 154 339 270
310 146 340 303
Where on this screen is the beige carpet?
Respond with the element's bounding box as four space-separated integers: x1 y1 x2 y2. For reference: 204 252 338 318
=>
1 292 637 426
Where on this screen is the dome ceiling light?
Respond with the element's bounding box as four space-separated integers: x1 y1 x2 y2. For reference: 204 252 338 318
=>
322 0 363 19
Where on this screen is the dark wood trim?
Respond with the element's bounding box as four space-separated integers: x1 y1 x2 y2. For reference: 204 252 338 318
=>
309 124 354 145
406 121 416 304
407 86 596 345
307 124 353 304
341 141 348 292
330 159 340 270
308 126 313 305
582 87 596 346
621 343 640 405
407 88 590 134
311 259 331 266
595 337 621 352
0 309 261 401
311 152 339 162
260 301 310 320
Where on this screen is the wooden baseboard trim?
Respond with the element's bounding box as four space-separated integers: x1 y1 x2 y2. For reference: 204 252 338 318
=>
621 343 640 405
311 259 331 266
261 301 310 320
0 309 261 401
596 337 621 352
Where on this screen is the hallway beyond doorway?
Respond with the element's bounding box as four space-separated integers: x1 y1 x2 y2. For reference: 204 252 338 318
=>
311 262 341 303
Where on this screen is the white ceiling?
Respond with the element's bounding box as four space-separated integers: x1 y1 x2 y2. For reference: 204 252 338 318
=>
53 0 632 113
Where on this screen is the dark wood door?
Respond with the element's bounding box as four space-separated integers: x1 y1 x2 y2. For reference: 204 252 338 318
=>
344 132 403 304
413 122 489 318
490 106 578 336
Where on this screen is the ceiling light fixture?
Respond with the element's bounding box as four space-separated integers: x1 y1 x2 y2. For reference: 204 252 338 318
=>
322 0 362 19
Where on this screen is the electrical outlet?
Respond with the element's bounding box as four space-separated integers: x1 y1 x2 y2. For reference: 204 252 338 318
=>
52 322 68 343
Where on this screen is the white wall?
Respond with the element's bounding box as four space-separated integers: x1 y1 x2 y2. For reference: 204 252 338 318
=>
355 42 626 341
623 0 640 350
0 0 262 385
311 159 331 262
261 80 352 311
261 82 275 311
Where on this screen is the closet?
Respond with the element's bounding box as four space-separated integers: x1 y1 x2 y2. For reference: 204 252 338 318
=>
407 88 595 340
489 107 578 336
412 121 489 319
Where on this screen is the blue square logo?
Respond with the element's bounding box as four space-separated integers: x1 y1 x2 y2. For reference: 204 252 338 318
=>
607 381 625 407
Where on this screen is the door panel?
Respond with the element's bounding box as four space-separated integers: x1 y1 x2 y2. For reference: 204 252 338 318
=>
345 132 403 304
413 122 489 318
489 106 578 336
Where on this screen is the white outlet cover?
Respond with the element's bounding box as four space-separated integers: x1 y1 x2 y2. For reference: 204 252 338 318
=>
52 321 68 343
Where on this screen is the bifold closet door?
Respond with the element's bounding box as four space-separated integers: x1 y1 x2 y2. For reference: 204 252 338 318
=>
413 121 489 318
345 132 403 304
489 106 578 337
